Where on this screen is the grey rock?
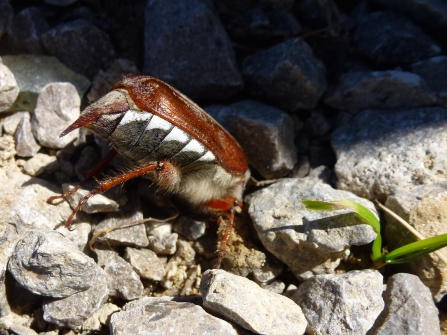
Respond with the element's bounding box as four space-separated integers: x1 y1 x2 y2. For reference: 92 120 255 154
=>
93 199 148 247
291 270 384 335
0 0 13 38
42 19 116 79
147 222 177 255
87 58 139 103
384 183 447 302
110 297 238 335
124 247 166 281
410 56 447 101
58 159 76 178
31 82 80 149
42 266 108 328
23 153 58 176
0 134 16 167
247 178 377 279
0 60 19 112
252 256 283 284
103 253 143 301
291 155 311 178
263 280 285 294
82 302 120 331
62 183 120 214
1 55 90 112
332 107 447 200
353 10 441 64
201 269 307 335
161 240 196 291
173 216 206 241
74 145 101 180
6 7 49 54
8 229 100 297
324 70 438 112
1 312 39 335
242 38 327 111
3 111 27 135
369 273 440 335
143 0 243 100
14 112 41 157
217 100 297 179
374 0 447 29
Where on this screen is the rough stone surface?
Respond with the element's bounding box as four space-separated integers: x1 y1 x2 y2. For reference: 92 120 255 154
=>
110 297 238 335
173 216 206 241
369 273 440 335
384 183 447 302
42 266 108 328
242 38 327 111
124 247 166 281
103 253 143 301
0 60 19 112
14 112 41 157
324 70 438 111
213 100 297 179
82 302 120 331
143 0 243 100
3 112 27 135
8 229 99 298
1 55 89 112
201 269 307 335
161 240 196 292
332 107 447 200
62 183 120 214
291 270 384 335
353 10 441 65
410 55 447 101
31 82 80 149
42 19 116 79
23 153 58 176
147 222 178 255
247 178 377 279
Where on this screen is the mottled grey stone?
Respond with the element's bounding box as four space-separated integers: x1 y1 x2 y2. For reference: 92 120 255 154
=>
62 183 120 214
243 38 327 111
42 19 116 79
124 247 166 281
82 302 120 331
0 60 19 112
110 297 238 335
173 216 206 241
23 153 58 177
31 82 80 149
252 256 284 284
247 178 377 279
143 0 243 100
324 70 438 111
103 253 143 301
147 222 177 255
216 100 297 179
14 112 40 157
332 107 447 200
291 270 384 335
353 10 441 64
369 273 440 335
201 269 307 335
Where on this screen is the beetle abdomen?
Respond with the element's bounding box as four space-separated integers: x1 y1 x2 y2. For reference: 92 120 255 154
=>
108 109 217 169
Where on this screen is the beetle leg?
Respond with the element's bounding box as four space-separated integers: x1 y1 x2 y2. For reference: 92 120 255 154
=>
64 161 163 230
205 197 242 269
47 149 118 204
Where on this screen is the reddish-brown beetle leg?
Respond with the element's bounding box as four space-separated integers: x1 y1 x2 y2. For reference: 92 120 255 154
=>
47 149 118 205
64 161 163 230
205 197 242 269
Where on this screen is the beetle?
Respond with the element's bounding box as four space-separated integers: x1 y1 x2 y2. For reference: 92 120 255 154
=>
48 74 250 268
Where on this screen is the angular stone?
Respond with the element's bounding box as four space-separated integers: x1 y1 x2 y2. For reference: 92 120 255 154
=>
110 297 238 335
63 183 120 214
23 153 58 177
291 270 384 335
147 222 177 255
201 269 307 335
242 38 327 111
31 82 80 149
3 112 27 135
14 112 41 157
369 273 441 335
42 19 116 79
332 107 447 200
247 178 377 279
82 302 120 331
324 70 438 112
2 55 90 112
173 216 206 241
353 10 441 64
0 60 19 112
144 0 243 100
124 247 166 281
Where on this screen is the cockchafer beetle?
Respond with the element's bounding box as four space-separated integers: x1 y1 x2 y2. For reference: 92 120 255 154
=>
48 74 250 268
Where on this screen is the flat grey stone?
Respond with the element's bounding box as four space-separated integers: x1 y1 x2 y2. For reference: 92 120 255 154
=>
291 270 384 335
124 247 166 281
247 178 377 279
369 273 440 335
31 82 80 149
14 112 40 157
2 55 90 112
332 107 447 200
201 269 307 335
0 60 19 112
8 229 99 298
110 297 238 335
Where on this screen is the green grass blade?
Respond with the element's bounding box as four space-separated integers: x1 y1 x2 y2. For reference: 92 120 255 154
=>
301 200 338 211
